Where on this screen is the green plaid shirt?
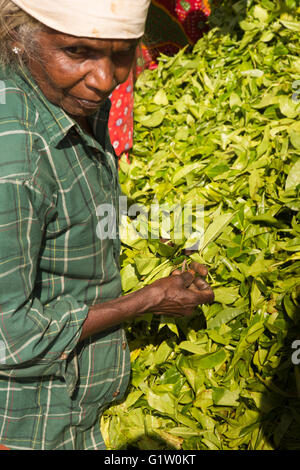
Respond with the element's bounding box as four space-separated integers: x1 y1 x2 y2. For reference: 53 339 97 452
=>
0 66 130 450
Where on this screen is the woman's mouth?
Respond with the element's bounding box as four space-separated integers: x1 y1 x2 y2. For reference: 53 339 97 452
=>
71 96 103 109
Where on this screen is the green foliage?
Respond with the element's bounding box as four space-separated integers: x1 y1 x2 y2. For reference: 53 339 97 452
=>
101 0 300 450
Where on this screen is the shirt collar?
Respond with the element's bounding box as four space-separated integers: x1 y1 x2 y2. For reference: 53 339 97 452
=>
13 66 111 150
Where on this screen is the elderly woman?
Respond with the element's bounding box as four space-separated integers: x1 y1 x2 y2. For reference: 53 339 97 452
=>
0 0 214 450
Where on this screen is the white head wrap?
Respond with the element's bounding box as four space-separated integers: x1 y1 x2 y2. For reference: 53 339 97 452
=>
11 0 151 39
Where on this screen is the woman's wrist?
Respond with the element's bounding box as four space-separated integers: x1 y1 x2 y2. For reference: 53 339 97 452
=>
79 284 159 341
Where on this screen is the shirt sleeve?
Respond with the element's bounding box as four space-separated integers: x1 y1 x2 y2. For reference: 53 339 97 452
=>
0 174 89 392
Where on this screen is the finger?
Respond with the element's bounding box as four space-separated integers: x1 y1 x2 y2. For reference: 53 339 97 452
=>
171 269 181 276
189 262 208 277
193 277 210 291
188 283 201 293
188 280 209 292
180 271 194 287
197 288 215 304
186 285 214 305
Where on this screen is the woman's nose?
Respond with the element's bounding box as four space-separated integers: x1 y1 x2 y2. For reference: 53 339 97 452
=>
85 58 117 96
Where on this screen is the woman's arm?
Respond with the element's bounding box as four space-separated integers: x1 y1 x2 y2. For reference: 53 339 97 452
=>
79 264 214 341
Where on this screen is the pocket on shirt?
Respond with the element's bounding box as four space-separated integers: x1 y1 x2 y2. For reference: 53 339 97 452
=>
74 326 131 408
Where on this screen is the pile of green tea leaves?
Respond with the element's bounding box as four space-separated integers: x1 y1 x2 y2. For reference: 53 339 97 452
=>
101 0 300 450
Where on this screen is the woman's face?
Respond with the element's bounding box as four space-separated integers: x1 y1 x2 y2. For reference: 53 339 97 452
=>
26 28 138 118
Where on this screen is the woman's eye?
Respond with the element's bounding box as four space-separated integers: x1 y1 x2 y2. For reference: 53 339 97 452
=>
113 47 136 64
65 46 87 56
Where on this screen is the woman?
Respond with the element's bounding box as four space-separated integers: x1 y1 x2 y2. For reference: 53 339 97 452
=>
0 0 214 450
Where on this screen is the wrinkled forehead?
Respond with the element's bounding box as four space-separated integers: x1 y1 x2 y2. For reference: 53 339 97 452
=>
11 0 151 39
37 28 140 52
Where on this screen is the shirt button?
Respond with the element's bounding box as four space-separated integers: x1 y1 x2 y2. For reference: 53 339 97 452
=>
60 352 68 360
113 390 120 398
122 341 127 350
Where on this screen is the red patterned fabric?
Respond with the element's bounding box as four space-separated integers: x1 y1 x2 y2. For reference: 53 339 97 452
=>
109 0 212 157
108 72 134 160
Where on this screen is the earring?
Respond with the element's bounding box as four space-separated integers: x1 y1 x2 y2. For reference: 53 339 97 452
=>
12 46 21 55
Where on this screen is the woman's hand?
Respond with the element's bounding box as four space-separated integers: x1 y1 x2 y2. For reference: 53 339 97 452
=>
79 262 214 341
144 261 214 317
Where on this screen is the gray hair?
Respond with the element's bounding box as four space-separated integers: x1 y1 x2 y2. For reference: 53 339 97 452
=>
0 0 44 69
